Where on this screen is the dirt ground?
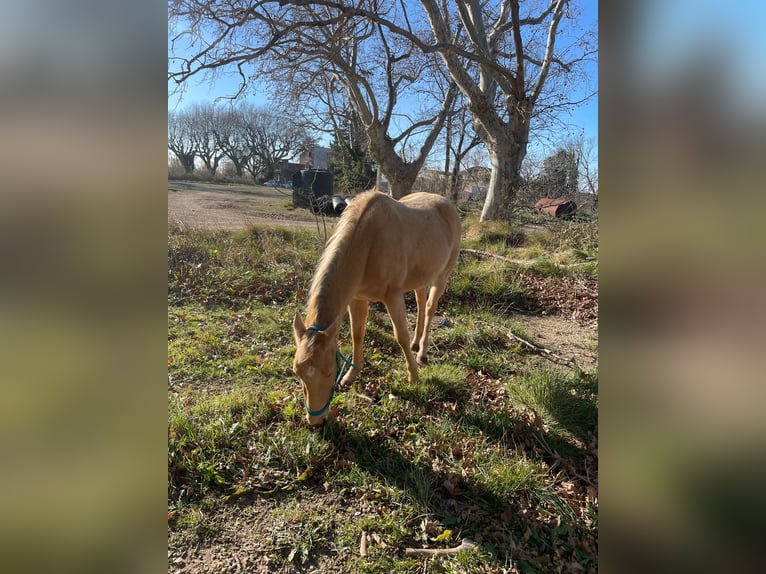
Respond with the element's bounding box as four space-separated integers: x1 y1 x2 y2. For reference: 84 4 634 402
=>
167 180 597 372
168 180 324 231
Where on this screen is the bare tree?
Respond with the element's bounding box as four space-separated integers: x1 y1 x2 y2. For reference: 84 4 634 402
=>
168 110 196 173
237 104 313 181
417 0 594 220
168 0 458 198
212 106 252 178
187 103 224 176
574 134 598 197
274 0 595 220
169 1 594 210
443 100 483 202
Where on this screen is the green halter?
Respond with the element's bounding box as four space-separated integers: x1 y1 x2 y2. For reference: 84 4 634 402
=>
302 325 355 417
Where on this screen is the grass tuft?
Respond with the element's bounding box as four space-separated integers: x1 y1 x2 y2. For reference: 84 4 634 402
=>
507 366 598 442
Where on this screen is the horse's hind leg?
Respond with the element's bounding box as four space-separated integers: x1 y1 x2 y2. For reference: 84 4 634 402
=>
411 287 427 355
414 278 448 365
341 298 369 386
384 295 419 382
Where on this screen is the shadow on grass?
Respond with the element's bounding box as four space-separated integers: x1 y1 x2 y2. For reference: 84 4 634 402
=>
507 370 598 450
391 371 471 405
311 380 595 569
318 420 518 564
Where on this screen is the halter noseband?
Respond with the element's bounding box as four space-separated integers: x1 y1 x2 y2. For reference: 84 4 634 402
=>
302 325 355 418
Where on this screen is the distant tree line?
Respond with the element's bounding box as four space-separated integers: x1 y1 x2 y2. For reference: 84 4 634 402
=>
168 102 314 181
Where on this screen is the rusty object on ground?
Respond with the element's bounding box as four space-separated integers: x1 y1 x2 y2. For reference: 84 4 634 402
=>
534 197 577 218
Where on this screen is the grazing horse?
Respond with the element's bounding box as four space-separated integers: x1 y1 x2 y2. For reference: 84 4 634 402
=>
292 190 461 425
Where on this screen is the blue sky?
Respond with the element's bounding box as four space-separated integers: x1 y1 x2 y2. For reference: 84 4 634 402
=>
169 1 599 161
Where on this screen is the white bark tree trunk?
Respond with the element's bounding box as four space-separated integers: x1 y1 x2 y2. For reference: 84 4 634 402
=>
478 113 528 221
480 143 524 221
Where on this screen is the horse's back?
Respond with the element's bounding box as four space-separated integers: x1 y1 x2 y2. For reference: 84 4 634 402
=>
400 192 461 248
353 190 459 246
344 191 460 296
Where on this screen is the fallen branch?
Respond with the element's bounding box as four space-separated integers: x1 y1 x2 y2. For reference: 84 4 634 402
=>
507 331 575 367
460 248 526 264
353 391 375 403
404 538 477 558
475 319 577 367
360 531 368 557
461 248 596 269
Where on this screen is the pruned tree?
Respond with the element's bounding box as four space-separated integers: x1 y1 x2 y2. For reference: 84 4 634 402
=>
168 110 196 173
187 102 224 176
212 106 252 178
238 104 313 181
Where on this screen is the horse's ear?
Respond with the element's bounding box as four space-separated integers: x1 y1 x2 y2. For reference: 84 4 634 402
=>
293 311 307 344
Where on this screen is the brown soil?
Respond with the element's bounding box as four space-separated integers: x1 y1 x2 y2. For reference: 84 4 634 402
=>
168 180 325 231
520 313 598 372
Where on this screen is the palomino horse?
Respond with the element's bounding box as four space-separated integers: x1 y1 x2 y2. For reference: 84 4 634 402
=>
292 190 461 425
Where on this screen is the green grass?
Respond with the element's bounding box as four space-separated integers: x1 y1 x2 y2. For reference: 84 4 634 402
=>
168 218 598 572
457 213 598 281
507 366 598 443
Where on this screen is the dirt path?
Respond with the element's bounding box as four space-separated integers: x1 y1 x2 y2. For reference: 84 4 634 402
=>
520 314 597 372
168 180 324 231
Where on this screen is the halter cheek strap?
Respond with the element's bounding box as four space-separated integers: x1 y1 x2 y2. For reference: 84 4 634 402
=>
302 325 356 417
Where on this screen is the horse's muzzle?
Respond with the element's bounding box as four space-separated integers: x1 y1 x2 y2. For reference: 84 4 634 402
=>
306 412 329 426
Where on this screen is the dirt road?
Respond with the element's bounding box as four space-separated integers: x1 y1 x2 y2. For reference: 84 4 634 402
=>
168 180 324 231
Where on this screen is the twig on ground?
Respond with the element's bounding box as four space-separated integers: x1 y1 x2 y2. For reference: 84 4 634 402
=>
404 538 478 558
507 331 575 366
460 248 527 264
475 319 577 367
360 531 368 557
461 248 596 269
353 392 375 403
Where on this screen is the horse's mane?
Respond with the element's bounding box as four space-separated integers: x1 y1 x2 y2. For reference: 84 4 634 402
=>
306 191 384 317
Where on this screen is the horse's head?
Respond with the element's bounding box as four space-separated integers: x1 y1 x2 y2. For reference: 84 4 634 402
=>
292 311 338 426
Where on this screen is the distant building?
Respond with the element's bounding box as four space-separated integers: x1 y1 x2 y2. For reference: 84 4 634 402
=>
458 166 491 201
278 161 303 184
299 146 331 170
464 184 488 201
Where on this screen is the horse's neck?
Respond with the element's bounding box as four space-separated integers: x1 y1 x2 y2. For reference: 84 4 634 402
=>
306 246 358 330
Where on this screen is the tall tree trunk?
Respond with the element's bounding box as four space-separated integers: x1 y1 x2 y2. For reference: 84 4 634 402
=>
447 164 460 202
480 142 525 221
179 154 195 174
367 123 423 199
385 162 421 199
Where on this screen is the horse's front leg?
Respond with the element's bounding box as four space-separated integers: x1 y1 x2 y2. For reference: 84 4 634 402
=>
341 298 369 386
384 295 419 382
411 287 427 360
